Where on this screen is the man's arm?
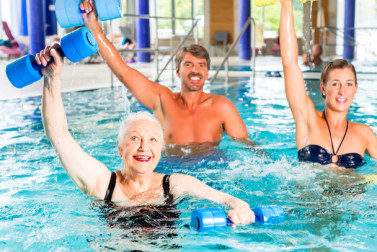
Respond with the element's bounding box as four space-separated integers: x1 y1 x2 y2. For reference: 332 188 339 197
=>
38 45 111 198
220 98 253 142
80 0 170 112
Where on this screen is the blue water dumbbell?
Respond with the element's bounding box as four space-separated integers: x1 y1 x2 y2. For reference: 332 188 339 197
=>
6 27 98 89
55 0 123 28
191 205 285 232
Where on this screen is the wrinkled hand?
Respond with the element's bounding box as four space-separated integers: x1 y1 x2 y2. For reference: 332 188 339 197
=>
227 198 255 227
35 43 64 79
80 0 100 32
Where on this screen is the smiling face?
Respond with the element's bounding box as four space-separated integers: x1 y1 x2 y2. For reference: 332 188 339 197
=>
176 52 209 92
321 68 358 112
117 119 163 175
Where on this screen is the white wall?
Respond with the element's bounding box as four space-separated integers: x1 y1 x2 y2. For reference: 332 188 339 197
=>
1 0 20 38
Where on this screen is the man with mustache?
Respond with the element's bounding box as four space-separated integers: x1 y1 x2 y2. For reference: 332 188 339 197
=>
81 2 251 146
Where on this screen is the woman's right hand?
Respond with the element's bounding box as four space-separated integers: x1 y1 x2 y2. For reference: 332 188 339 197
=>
226 198 255 226
35 43 64 80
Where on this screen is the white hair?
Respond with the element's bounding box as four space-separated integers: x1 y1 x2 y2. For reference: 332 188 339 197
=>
117 111 164 146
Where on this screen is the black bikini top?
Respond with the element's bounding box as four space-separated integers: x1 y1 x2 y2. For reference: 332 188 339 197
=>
104 172 172 201
297 111 366 169
298 145 365 168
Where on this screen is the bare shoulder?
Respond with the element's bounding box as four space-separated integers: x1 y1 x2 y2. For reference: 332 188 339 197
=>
157 83 174 97
169 173 194 195
205 93 235 107
352 121 375 138
169 173 189 183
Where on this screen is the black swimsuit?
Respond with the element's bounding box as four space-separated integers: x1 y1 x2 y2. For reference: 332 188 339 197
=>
104 172 172 201
99 172 179 232
298 111 365 169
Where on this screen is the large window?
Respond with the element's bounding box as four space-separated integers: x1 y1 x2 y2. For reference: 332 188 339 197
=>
355 0 377 60
157 0 204 38
251 1 303 38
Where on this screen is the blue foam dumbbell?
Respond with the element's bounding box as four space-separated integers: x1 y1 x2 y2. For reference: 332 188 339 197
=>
191 205 285 232
55 0 123 28
6 27 98 89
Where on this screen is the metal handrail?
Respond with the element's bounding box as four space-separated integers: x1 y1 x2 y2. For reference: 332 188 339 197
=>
122 13 195 21
312 26 377 59
108 13 200 86
210 17 256 84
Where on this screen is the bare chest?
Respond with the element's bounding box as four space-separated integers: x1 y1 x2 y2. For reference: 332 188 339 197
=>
160 102 224 144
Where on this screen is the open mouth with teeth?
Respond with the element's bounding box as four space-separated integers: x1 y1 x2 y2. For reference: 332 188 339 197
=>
133 156 151 162
188 73 202 82
336 98 347 103
190 75 201 81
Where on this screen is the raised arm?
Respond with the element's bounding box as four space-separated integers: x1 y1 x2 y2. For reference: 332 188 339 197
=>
280 0 315 124
80 1 169 112
170 174 255 225
38 45 110 198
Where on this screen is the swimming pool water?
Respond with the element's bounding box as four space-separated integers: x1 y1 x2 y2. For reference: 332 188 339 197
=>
1 77 377 251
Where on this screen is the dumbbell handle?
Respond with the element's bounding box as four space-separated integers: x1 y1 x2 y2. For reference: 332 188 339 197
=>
225 206 285 224
30 47 65 72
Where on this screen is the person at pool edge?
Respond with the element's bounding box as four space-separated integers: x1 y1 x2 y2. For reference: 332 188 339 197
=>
79 1 252 146
302 44 323 68
279 0 377 168
36 44 255 225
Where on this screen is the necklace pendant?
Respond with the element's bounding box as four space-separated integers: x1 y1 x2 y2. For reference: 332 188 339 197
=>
331 155 339 164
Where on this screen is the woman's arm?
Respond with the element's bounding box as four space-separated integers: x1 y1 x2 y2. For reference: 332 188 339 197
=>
280 0 316 127
170 174 255 225
38 45 111 198
364 125 377 158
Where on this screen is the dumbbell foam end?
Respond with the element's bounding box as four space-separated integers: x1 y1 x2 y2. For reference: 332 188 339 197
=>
191 208 228 232
61 27 98 63
55 0 84 28
96 0 123 21
252 206 285 224
6 55 43 88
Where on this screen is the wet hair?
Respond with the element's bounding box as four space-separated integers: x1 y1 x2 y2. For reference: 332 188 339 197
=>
320 59 357 98
175 44 211 70
117 111 164 147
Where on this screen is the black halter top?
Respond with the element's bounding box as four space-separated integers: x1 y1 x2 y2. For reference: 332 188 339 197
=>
298 111 365 168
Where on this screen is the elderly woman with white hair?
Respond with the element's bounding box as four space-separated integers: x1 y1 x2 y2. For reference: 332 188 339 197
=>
37 44 255 226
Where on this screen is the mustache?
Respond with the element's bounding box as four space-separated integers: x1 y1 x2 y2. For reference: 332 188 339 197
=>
188 73 203 79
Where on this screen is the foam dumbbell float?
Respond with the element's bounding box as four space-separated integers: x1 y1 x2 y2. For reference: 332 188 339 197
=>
55 0 123 28
6 27 98 88
191 205 285 232
254 0 277 7
254 0 317 7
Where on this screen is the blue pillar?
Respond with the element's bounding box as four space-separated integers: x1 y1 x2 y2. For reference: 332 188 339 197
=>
26 0 46 55
239 0 251 60
45 0 57 35
136 0 151 62
343 0 355 60
18 0 28 36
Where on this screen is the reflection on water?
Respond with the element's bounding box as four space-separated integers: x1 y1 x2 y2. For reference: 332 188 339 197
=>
1 80 377 250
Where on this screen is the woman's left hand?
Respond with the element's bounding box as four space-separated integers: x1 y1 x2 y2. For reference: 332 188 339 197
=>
227 198 255 226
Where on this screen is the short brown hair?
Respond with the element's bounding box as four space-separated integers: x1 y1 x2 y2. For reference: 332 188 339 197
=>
175 44 211 70
320 59 357 99
321 59 357 84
